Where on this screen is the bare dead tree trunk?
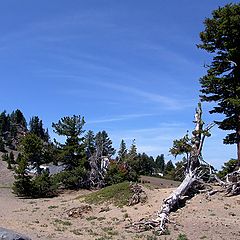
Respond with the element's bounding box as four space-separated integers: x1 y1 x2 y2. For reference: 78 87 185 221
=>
132 103 214 233
88 148 105 188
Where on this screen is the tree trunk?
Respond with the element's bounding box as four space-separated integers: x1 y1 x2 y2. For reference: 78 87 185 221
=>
132 103 210 233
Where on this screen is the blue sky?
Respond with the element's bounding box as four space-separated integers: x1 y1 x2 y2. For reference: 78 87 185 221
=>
0 0 237 169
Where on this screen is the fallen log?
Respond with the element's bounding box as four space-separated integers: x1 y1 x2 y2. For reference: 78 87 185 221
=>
132 103 215 233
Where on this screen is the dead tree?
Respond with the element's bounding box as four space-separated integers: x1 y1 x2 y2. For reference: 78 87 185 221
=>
132 103 215 233
88 149 105 188
215 169 240 196
88 146 111 189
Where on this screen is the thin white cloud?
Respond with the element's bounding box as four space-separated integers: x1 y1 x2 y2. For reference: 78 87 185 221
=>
88 113 156 124
141 43 197 67
99 81 194 110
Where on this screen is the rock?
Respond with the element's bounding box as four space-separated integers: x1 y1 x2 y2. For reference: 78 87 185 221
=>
99 206 110 213
66 205 92 218
0 227 31 240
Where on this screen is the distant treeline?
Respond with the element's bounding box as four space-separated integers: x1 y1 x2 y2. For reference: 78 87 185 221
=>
0 109 179 198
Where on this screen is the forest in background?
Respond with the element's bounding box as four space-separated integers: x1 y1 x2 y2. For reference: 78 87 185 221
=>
0 108 237 198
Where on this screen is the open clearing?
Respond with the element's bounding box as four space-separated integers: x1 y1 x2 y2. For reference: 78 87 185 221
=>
0 161 240 239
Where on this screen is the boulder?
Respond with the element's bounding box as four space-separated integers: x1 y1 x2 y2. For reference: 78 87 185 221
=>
0 227 31 240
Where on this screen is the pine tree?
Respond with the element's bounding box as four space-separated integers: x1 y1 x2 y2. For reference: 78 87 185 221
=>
16 153 22 164
95 131 115 158
126 140 139 174
52 115 86 169
0 137 5 152
0 111 11 137
84 130 96 157
117 139 127 162
128 139 137 160
29 116 49 142
10 109 27 129
169 134 192 159
20 133 44 169
156 154 165 173
198 3 240 166
138 153 155 175
9 151 15 164
164 160 175 178
13 157 33 196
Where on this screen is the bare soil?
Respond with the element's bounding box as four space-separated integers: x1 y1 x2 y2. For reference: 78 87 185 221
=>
0 160 240 240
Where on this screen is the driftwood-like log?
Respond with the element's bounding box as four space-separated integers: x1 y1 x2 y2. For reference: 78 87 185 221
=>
215 169 240 196
132 103 214 233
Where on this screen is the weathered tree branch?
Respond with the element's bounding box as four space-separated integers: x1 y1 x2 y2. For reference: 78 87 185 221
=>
131 103 214 233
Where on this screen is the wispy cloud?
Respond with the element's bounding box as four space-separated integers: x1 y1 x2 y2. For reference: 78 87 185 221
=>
88 113 156 124
99 82 194 110
141 43 196 67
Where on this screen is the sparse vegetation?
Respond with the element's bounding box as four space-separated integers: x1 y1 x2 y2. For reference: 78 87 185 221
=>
86 216 98 221
70 229 83 235
80 182 132 207
102 226 118 236
48 205 59 209
177 233 188 240
53 219 72 226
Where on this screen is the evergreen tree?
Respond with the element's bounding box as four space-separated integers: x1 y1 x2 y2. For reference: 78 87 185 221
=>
20 133 44 169
138 153 155 175
13 157 33 196
164 160 175 179
7 158 12 169
29 116 49 142
126 140 140 177
10 109 27 129
118 139 127 162
52 115 86 169
217 159 238 179
198 3 240 166
84 130 95 157
9 151 15 164
0 111 11 137
128 139 137 160
174 157 188 181
95 131 115 158
0 137 5 152
165 160 175 172
169 134 192 159
16 153 22 164
32 170 56 197
155 154 165 173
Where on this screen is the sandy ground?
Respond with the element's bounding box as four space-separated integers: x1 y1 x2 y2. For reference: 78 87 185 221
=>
0 158 240 239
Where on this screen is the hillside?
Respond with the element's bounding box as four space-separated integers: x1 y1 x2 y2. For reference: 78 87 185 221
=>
0 179 239 239
0 151 15 188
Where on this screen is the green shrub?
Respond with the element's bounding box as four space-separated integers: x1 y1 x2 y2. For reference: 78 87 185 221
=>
31 171 57 197
177 233 188 240
81 181 132 207
53 165 87 189
217 159 238 179
104 161 138 185
13 157 57 198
